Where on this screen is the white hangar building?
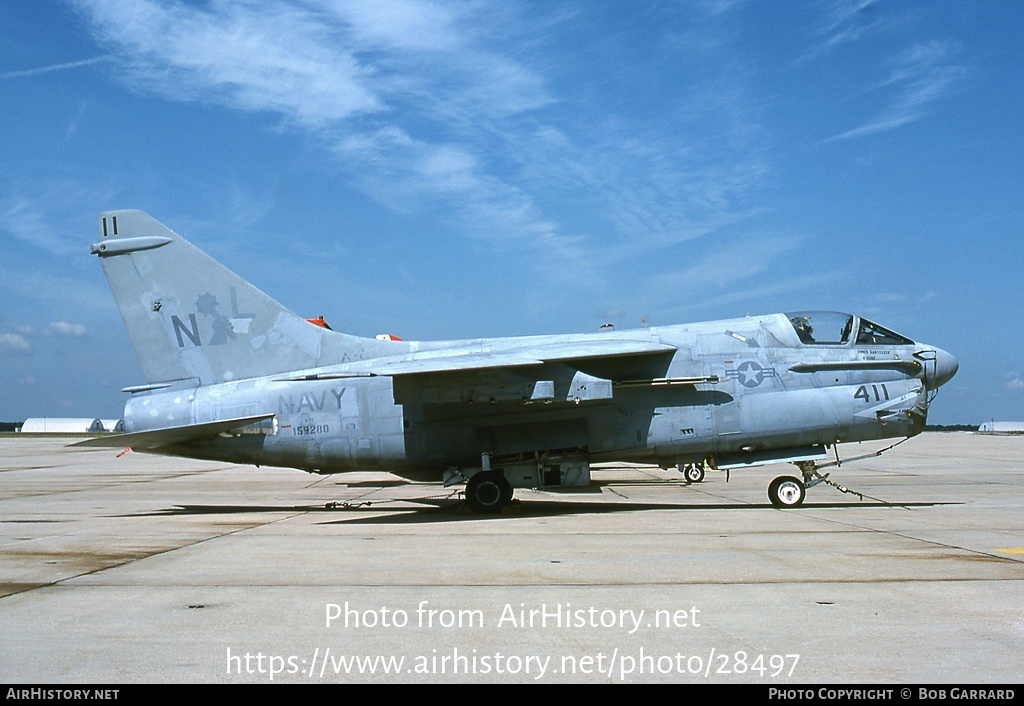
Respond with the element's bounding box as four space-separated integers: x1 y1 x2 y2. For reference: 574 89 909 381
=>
20 418 106 433
978 421 1024 434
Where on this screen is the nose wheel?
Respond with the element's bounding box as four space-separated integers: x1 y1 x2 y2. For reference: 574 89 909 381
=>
767 475 806 508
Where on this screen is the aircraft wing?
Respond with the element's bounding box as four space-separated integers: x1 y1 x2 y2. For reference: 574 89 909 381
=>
270 339 679 406
278 339 677 379
69 414 274 450
275 353 541 379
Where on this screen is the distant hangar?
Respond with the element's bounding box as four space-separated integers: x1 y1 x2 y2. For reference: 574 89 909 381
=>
19 418 123 433
978 421 1024 434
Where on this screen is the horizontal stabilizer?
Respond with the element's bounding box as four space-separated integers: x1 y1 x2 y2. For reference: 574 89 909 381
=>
69 414 274 450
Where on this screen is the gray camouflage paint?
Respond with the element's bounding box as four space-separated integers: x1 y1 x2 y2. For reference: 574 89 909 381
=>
85 211 958 500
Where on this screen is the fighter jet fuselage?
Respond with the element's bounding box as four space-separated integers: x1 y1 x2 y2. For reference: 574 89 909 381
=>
79 211 958 511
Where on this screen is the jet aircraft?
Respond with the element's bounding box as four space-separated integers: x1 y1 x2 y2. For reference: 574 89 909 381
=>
77 210 958 511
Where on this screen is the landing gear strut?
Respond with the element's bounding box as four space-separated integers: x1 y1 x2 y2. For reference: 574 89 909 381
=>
464 471 513 513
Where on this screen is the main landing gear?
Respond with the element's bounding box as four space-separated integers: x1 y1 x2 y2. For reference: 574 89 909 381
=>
464 471 513 513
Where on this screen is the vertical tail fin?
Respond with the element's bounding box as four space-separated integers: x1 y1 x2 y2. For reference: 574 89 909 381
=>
92 210 404 385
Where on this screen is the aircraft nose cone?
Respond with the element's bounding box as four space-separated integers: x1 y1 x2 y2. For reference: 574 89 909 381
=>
923 346 959 389
935 347 959 388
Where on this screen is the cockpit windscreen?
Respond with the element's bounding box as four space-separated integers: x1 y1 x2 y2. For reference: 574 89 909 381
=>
786 311 915 347
856 319 913 346
786 311 853 345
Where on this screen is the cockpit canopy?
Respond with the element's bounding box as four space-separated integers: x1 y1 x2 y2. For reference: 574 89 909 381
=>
786 311 913 346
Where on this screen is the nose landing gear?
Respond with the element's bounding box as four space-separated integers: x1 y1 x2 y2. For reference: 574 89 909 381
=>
768 460 825 508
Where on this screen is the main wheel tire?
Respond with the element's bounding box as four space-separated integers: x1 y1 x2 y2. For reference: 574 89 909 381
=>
465 471 513 513
768 475 806 508
684 464 706 483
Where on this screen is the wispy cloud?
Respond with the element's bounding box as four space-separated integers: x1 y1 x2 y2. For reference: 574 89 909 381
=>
0 322 88 357
1005 372 1024 393
829 40 968 141
1 180 121 257
17 322 88 338
623 233 849 320
70 0 577 266
70 0 769 289
74 0 383 126
799 2 969 141
0 196 79 257
648 235 805 292
799 0 894 62
1 56 110 79
0 333 31 354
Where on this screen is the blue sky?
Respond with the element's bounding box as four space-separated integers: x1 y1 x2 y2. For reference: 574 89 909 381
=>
1 0 1021 425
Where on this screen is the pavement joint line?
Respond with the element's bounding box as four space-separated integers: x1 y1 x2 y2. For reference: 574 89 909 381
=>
793 512 1024 564
1 508 316 600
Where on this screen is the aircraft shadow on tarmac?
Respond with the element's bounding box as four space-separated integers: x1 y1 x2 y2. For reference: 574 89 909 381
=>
124 486 955 524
